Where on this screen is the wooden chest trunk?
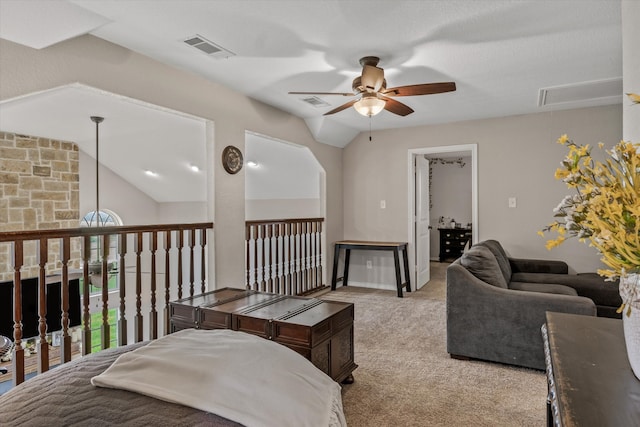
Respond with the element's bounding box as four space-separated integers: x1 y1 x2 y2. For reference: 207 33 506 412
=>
169 288 357 383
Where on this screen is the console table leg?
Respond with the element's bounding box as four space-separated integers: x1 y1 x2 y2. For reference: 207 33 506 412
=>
402 247 412 293
393 250 403 297
343 249 351 287
331 245 341 291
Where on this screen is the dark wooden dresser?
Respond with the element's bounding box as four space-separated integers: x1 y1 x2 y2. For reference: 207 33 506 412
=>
542 312 640 427
170 288 357 383
438 228 472 262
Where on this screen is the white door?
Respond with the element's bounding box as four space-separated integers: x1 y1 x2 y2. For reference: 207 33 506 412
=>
415 155 430 288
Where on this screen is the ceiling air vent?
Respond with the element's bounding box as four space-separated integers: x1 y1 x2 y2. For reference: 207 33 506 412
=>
538 78 622 107
301 96 330 108
184 34 235 59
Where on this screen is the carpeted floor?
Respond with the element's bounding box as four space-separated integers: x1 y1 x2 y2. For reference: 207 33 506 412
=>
320 262 546 427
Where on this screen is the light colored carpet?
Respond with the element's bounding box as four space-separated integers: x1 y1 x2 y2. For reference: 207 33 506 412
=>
320 262 546 427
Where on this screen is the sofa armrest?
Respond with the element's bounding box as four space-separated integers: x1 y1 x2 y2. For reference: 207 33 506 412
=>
509 257 569 274
446 262 595 370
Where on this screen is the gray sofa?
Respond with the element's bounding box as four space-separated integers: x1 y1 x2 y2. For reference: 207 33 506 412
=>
476 240 622 318
446 244 597 370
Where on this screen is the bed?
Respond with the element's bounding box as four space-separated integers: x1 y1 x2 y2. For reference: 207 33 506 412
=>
0 329 346 427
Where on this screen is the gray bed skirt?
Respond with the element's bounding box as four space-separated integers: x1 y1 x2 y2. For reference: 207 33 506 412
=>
0 342 242 426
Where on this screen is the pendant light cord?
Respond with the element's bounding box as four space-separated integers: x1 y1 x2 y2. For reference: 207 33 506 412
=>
90 116 104 227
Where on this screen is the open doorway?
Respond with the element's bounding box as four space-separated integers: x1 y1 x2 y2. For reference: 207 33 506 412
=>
407 144 478 289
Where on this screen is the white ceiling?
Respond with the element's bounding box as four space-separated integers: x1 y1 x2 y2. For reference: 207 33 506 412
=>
0 0 623 199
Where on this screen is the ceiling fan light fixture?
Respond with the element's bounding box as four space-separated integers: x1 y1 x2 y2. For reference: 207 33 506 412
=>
353 95 385 117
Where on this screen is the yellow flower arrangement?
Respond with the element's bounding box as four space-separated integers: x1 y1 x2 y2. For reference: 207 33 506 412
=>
539 135 640 315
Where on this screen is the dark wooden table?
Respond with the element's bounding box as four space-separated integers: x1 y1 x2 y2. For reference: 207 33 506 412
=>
542 312 640 427
330 240 411 297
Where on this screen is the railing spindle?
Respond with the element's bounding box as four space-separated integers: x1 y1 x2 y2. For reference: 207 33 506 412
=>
149 232 158 339
100 234 110 350
60 236 72 362
134 232 143 342
302 222 308 293
200 229 207 294
253 225 259 289
260 225 266 291
118 233 127 346
188 229 195 297
274 224 280 294
318 221 323 288
163 231 172 335
37 238 49 374
287 223 293 295
82 235 91 355
177 230 184 299
267 225 273 293
11 240 25 386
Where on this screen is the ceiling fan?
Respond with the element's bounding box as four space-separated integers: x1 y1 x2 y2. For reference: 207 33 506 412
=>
289 56 456 117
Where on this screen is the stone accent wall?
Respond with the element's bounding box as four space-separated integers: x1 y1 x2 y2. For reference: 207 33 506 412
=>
0 131 82 281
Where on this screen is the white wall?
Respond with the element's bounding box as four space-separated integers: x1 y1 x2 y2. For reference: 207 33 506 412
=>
246 199 321 221
245 133 322 221
343 104 622 288
157 202 207 223
79 150 158 225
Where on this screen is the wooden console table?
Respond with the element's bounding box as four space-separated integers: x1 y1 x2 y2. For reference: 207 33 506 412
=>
330 240 411 298
169 288 357 383
542 311 640 427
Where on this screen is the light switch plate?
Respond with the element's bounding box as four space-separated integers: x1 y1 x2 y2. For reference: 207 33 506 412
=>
508 197 517 208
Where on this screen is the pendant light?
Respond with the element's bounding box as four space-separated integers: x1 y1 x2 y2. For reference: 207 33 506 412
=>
88 116 104 287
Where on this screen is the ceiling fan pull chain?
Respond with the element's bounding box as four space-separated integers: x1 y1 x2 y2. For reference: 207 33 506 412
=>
369 116 373 142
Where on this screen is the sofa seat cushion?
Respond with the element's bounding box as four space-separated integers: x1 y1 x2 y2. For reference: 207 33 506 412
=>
460 246 508 288
512 272 622 308
509 282 578 296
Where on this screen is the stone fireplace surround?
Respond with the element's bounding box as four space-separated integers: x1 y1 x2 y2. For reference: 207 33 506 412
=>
0 131 82 281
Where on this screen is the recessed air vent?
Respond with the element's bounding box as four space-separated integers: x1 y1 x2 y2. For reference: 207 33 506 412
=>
538 78 622 107
301 96 330 108
184 34 235 59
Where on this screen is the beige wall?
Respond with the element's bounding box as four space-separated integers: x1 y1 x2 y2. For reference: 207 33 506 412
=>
0 35 343 289
343 104 622 286
622 0 640 141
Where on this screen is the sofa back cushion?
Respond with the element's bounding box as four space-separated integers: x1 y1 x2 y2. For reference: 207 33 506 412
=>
476 240 512 284
460 245 509 288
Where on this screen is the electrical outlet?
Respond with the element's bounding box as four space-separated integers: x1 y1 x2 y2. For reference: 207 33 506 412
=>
380 200 386 209
508 197 517 208
366 260 372 269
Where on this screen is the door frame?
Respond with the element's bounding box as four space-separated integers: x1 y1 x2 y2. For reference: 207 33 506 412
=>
407 144 478 285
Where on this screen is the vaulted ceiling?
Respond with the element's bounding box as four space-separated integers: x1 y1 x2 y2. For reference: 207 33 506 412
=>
0 0 625 206
0 0 623 148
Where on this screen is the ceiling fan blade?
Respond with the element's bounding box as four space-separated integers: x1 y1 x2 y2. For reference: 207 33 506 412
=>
361 65 384 92
383 82 456 97
379 95 414 116
323 99 358 115
289 91 354 96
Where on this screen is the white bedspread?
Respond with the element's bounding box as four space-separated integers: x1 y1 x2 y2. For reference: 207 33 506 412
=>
91 329 346 427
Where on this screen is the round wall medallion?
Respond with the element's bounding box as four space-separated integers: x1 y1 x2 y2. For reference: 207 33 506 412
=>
222 145 243 174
